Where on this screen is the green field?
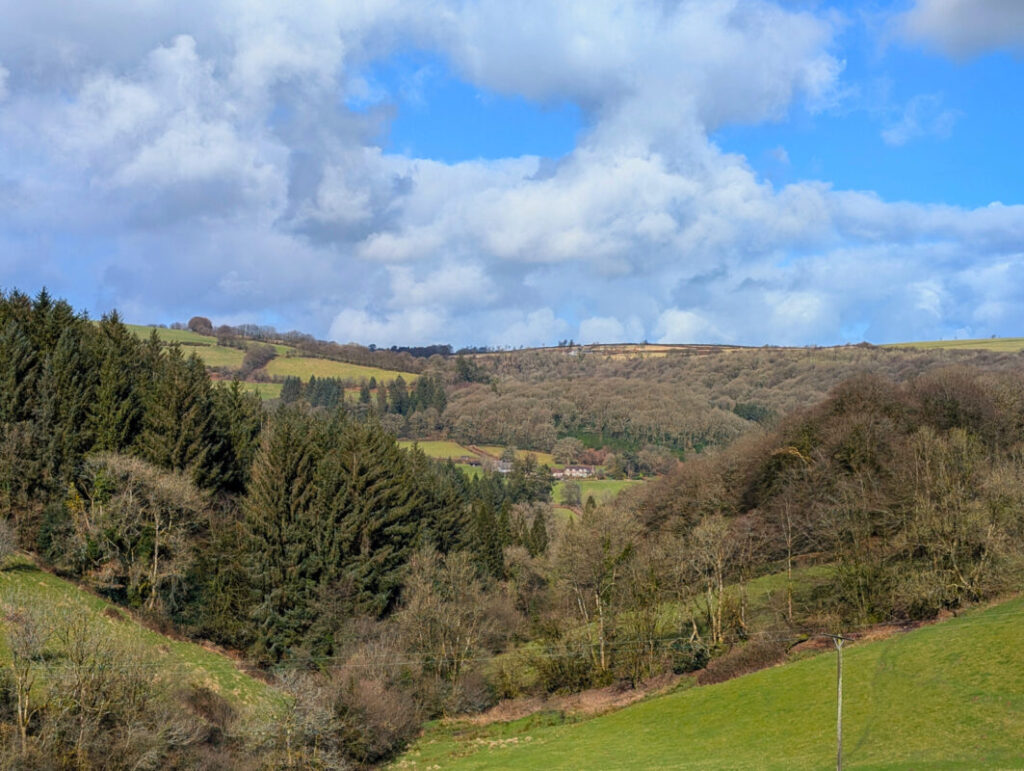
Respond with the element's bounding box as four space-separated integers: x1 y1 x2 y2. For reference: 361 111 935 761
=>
886 336 1024 352
552 478 642 506
124 324 247 368
397 595 1024 770
125 324 217 345
264 356 419 383
477 445 557 466
456 463 484 480
239 381 283 399
398 440 475 459
0 560 284 725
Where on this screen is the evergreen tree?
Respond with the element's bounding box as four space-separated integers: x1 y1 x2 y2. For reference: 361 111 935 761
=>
139 347 223 486
90 313 145 453
0 320 38 424
33 324 97 488
209 380 263 493
280 376 302 404
471 501 504 578
242 406 321 661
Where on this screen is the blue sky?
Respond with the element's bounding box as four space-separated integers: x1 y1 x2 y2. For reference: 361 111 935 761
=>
1 0 1023 347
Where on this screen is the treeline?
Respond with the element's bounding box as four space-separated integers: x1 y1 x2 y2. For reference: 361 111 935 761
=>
639 367 1024 624
436 344 1024 454
0 289 558 768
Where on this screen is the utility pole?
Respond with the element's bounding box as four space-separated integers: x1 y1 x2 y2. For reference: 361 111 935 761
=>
823 634 851 771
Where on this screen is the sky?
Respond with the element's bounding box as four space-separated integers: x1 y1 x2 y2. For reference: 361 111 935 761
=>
1 0 1023 348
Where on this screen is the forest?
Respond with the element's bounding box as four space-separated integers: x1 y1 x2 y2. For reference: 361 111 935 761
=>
2 289 1024 769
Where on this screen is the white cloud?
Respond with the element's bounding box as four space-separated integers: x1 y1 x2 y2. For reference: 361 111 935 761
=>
577 315 643 344
0 63 8 101
0 0 1022 347
329 307 448 347
901 0 1024 57
881 93 961 146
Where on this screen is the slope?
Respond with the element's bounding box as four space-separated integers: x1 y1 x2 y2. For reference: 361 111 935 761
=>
0 558 285 726
397 595 1024 770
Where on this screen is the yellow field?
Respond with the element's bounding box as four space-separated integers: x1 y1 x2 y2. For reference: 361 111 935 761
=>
398 440 474 459
263 357 419 383
886 337 1024 352
477 445 557 466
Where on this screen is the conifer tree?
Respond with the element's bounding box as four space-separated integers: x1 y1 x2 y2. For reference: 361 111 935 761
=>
242 406 321 661
0 320 38 424
33 324 96 488
90 313 145 453
280 376 302 404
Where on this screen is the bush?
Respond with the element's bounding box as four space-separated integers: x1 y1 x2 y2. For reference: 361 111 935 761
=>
668 638 710 675
697 639 788 686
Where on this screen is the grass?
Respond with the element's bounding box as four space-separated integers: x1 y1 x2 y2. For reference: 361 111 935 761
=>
0 560 285 725
396 595 1024 770
398 440 475 459
264 357 419 383
124 324 216 345
477 445 557 466
552 478 642 506
239 382 283 400
457 463 484 480
123 324 246 368
886 337 1024 352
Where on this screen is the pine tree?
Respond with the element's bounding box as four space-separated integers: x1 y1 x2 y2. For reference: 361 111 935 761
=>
242 406 321 661
280 376 302 404
208 380 263 493
33 324 97 488
139 347 222 486
90 313 145 453
0 320 38 424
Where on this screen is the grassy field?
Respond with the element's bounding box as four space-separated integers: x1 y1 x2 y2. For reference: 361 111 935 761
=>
264 357 418 383
477 445 557 466
457 463 484 480
398 440 475 459
395 595 1024 770
0 560 284 725
123 324 247 368
886 337 1024 352
239 381 283 399
125 324 216 345
552 478 642 506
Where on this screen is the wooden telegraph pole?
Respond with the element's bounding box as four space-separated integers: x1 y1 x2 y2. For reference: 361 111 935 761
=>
823 634 851 770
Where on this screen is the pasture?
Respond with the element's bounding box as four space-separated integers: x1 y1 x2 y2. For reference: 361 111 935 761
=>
886 336 1024 352
396 594 1024 770
0 559 285 725
398 440 475 459
476 445 557 467
553 478 642 506
263 356 419 383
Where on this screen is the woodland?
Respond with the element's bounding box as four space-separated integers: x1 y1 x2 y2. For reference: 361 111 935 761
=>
2 289 1024 769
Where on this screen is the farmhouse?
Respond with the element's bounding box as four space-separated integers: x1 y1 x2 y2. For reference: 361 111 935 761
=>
558 465 595 479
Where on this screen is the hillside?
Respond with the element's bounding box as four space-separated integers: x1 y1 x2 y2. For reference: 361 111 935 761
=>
0 558 285 726
397 595 1024 770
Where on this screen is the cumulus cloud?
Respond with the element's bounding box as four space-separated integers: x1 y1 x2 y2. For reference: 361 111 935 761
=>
901 0 1024 57
0 0 1022 346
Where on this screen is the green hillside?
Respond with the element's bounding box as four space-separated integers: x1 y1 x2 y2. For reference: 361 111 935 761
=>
0 559 285 726
397 595 1024 770
124 324 247 368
